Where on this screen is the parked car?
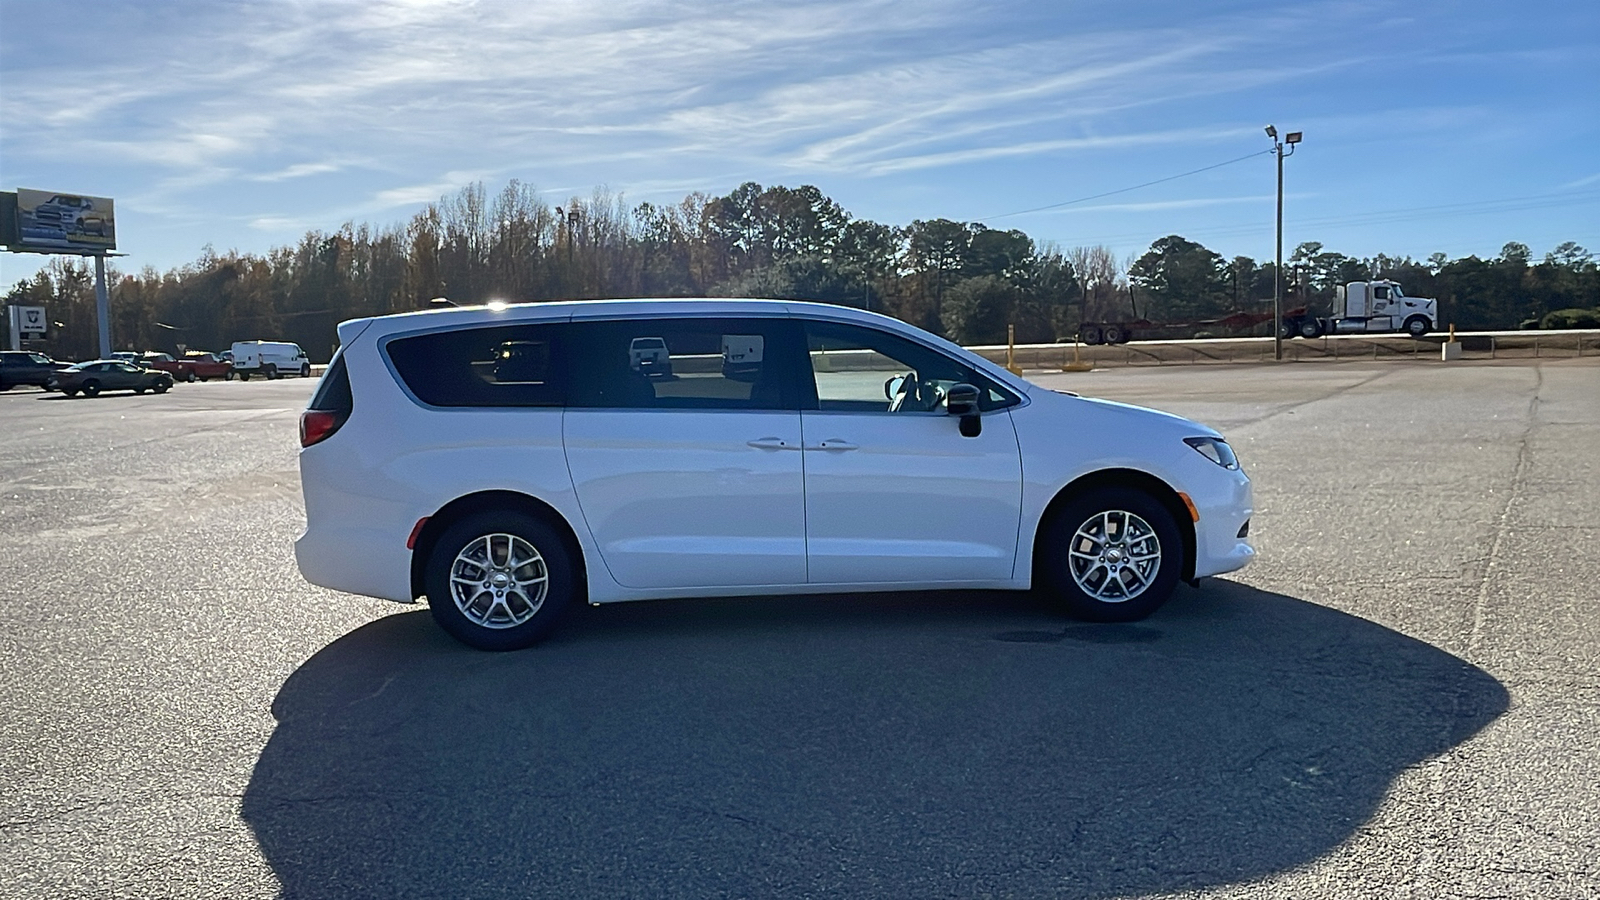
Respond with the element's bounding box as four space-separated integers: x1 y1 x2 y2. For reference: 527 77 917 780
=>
296 299 1255 651
232 340 311 380
0 351 71 390
182 351 234 381
47 360 174 398
137 352 186 380
628 336 672 378
137 351 234 382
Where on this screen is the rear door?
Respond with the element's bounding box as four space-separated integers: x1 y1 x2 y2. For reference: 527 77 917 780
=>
562 317 809 590
797 320 1024 585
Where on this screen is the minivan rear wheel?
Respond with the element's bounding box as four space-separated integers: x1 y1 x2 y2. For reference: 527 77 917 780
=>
1041 487 1183 622
424 510 576 650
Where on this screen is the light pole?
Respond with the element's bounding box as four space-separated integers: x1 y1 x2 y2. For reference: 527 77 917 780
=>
1266 125 1301 361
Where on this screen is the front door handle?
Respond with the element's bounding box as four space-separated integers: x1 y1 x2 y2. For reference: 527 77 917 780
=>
808 439 859 451
747 437 797 450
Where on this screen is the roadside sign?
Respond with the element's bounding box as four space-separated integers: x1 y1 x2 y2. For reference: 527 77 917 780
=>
18 305 46 335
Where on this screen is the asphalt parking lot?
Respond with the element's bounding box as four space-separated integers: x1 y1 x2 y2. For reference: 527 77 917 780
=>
1 358 1596 898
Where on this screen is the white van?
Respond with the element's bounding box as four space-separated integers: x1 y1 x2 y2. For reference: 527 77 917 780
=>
294 298 1255 651
232 341 311 380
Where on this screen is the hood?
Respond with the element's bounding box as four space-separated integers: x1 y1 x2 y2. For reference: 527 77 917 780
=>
1070 393 1223 439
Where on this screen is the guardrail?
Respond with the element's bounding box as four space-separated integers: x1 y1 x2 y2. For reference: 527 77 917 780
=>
962 330 1600 369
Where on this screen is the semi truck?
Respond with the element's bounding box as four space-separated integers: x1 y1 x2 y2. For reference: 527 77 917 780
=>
1075 280 1439 344
1282 280 1438 339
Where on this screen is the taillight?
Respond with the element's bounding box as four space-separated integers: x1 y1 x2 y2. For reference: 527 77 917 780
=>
301 354 352 448
300 409 343 447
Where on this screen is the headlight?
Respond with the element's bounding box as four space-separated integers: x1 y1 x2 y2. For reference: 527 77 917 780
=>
1184 436 1239 470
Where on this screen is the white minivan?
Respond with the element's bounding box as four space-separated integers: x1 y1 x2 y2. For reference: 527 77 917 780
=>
232 340 311 380
296 299 1254 650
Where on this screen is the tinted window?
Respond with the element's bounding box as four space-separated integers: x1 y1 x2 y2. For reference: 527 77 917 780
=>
310 353 353 413
566 318 796 410
803 321 1017 413
386 323 564 407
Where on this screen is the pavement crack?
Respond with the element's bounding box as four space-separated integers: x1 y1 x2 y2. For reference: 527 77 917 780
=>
1468 364 1542 657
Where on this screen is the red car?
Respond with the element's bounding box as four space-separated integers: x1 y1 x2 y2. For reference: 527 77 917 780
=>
182 351 234 381
137 351 233 382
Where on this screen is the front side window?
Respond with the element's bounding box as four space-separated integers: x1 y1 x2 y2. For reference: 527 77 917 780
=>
567 318 795 410
386 323 564 407
803 321 1017 413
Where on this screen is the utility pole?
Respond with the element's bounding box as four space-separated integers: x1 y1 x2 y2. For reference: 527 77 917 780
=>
94 254 112 358
1266 125 1301 361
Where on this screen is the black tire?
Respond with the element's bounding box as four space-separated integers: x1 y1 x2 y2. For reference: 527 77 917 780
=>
153 380 170 394
300 364 311 378
1405 316 1429 338
1102 325 1125 344
1080 326 1104 346
185 370 197 383
1039 486 1184 622
265 364 279 380
425 510 577 651
239 372 251 382
225 371 235 381
134 387 146 394
82 380 102 398
63 388 79 398
1277 320 1295 340
1299 318 1325 339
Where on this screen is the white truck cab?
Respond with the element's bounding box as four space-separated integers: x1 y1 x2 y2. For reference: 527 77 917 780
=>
1331 281 1438 336
232 340 312 380
1286 280 1439 339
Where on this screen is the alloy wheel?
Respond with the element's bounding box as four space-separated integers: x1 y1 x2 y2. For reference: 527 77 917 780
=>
1066 509 1163 602
449 533 549 629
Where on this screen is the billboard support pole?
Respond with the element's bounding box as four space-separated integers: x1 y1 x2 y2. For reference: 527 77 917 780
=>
7 306 19 352
94 254 111 359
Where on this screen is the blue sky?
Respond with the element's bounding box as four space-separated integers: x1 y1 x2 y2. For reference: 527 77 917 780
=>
2 0 1596 290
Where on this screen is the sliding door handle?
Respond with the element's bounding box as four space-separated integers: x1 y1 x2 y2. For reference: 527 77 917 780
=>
808 439 859 452
747 437 797 450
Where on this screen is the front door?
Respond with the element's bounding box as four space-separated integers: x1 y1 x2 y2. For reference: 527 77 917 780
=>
798 320 1024 585
563 317 808 590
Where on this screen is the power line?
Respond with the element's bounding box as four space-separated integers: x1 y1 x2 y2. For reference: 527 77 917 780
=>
980 149 1273 223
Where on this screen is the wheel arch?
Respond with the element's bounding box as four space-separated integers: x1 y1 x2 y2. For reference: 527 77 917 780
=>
409 490 588 602
1033 468 1197 583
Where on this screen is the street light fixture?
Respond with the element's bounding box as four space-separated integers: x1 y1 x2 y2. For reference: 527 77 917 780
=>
1266 125 1301 361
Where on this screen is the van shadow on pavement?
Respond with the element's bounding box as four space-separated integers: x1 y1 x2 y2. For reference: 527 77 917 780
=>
243 581 1506 898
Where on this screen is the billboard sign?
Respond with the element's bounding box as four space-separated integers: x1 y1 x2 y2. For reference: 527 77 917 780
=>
14 188 116 252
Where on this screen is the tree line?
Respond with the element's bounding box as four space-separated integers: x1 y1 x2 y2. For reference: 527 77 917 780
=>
5 180 1597 361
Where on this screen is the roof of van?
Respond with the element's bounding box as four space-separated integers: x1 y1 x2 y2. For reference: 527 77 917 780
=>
335 298 1034 395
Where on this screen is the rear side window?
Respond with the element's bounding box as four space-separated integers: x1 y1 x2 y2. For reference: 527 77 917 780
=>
309 353 352 412
565 318 797 410
385 323 564 407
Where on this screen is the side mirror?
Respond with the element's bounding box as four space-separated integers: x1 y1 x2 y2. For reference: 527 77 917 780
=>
946 383 981 437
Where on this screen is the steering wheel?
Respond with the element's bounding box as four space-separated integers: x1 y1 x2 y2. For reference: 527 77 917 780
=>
888 371 918 413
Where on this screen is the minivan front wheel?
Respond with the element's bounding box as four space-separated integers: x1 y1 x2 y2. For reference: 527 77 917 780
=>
424 511 575 650
1041 487 1183 622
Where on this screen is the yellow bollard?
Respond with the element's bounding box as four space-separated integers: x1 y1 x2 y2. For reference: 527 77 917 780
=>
1062 336 1093 372
1006 324 1023 375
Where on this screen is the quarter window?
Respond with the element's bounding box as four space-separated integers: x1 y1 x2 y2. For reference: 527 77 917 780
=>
386 323 564 407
